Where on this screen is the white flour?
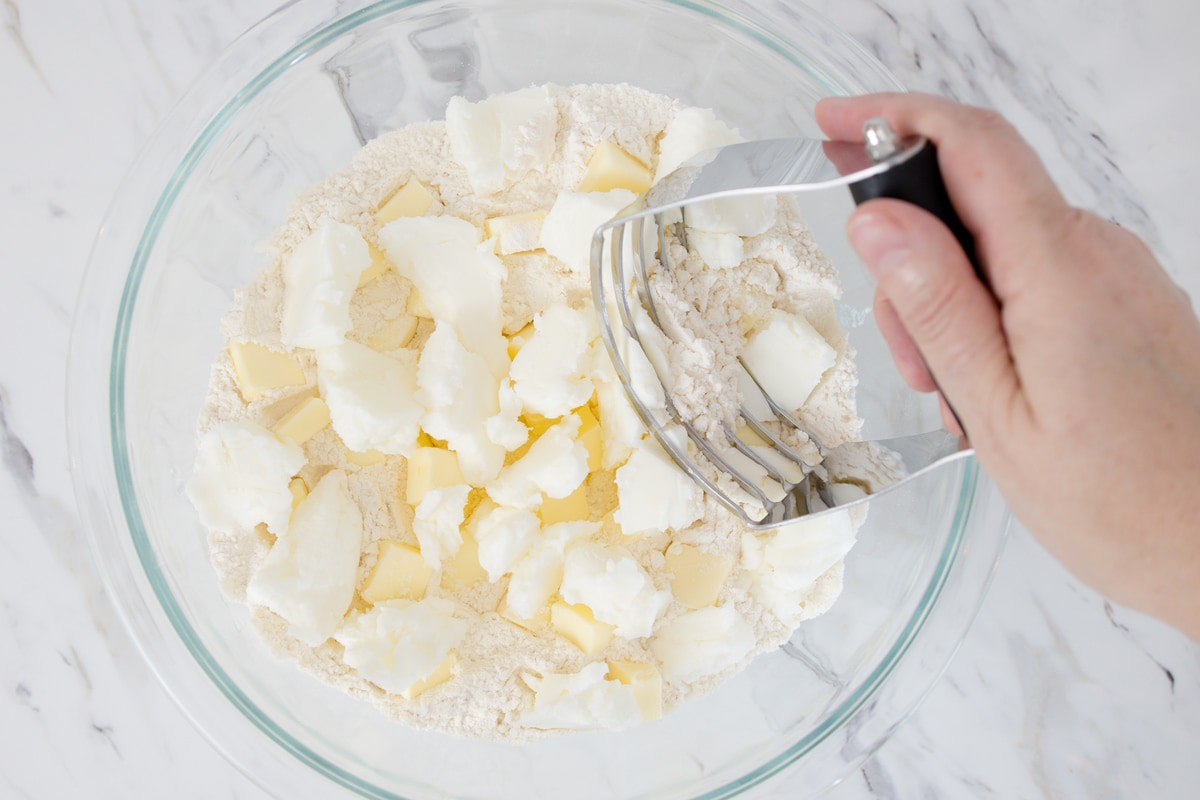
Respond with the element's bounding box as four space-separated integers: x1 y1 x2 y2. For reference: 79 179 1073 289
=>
197 83 891 742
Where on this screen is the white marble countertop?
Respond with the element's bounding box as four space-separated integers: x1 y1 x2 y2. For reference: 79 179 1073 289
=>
2 0 1198 797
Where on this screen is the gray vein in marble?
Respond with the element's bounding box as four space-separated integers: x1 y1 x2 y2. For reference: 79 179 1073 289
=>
0 387 35 494
1103 601 1178 694
2 0 52 93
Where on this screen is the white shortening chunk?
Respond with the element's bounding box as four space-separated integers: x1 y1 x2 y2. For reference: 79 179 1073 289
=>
505 521 599 619
379 216 508 377
486 416 588 509
472 505 542 581
446 86 559 195
559 542 671 639
539 188 637 273
654 107 743 182
416 322 506 485
485 377 529 452
741 509 859 621
741 309 837 411
335 597 468 695
650 605 756 683
187 420 306 536
280 219 371 350
614 437 704 535
522 662 643 731
411 484 470 569
245 470 363 646
589 345 646 469
688 230 744 269
509 304 595 418
317 341 423 456
685 193 777 239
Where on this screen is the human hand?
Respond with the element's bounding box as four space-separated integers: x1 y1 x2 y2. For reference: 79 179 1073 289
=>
817 92 1200 640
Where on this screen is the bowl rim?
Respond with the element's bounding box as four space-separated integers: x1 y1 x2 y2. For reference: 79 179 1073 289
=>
67 1 1007 798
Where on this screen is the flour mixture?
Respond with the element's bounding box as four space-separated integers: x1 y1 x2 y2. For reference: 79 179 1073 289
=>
186 83 890 741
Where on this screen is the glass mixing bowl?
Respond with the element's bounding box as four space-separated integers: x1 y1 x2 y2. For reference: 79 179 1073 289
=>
66 1 1011 797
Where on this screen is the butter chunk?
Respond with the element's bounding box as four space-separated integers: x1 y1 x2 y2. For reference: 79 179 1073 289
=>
550 600 614 656
665 543 732 609
505 322 535 360
578 141 652 194
402 652 456 700
367 313 419 352
539 481 589 525
229 341 306 402
441 525 488 590
287 476 308 512
272 396 331 445
375 179 436 226
540 189 637 273
741 309 836 411
362 541 433 604
575 405 603 472
357 243 391 288
606 660 663 721
485 211 546 255
405 447 465 506
407 289 433 319
345 448 386 467
246 470 363 645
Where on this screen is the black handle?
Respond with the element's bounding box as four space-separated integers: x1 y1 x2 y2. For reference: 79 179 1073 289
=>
850 141 987 289
849 141 985 434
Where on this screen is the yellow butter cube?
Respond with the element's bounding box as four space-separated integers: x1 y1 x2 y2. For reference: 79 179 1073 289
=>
498 594 550 632
367 313 419 351
357 243 391 288
734 422 770 447
273 396 331 445
362 541 433 604
375 179 436 226
509 412 560 462
606 660 663 721
401 652 456 700
407 289 433 319
575 405 603 472
550 600 614 656
665 544 733 609
485 211 546 255
228 341 306 401
441 525 489 590
539 481 589 525
578 141 652 194
287 476 308 513
505 322 535 360
346 448 387 467
405 447 465 506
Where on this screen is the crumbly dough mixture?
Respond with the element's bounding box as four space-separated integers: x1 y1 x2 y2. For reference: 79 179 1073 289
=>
195 83 884 741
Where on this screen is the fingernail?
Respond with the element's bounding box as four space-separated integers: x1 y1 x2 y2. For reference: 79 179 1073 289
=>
847 210 911 276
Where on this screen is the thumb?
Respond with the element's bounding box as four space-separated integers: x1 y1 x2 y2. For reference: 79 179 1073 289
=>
847 198 1019 435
